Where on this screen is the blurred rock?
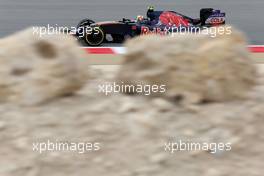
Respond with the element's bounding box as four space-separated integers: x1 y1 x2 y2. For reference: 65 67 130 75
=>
117 26 256 103
258 64 264 74
0 27 88 105
0 26 264 176
0 121 6 131
151 98 174 112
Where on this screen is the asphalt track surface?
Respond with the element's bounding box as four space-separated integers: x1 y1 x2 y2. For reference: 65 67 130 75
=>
0 0 264 44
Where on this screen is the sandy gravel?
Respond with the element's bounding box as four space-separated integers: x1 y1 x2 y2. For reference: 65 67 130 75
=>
0 64 263 176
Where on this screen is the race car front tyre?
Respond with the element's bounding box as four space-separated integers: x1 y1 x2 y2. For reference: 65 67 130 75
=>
84 27 105 46
112 34 125 43
77 19 95 28
76 19 96 38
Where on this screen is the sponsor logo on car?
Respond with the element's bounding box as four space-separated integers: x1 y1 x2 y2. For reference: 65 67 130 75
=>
141 26 166 35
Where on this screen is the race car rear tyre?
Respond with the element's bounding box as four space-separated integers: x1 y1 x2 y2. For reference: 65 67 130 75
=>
112 34 125 43
200 8 214 26
84 27 105 46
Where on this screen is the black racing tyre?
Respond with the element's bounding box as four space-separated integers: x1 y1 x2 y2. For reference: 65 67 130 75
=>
76 19 95 38
84 27 105 46
200 8 214 26
77 19 95 28
112 34 125 43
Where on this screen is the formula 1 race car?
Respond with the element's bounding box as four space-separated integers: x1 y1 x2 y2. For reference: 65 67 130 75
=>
76 7 226 46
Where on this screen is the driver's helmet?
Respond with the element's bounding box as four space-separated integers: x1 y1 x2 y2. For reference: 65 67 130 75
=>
148 6 155 12
136 15 144 22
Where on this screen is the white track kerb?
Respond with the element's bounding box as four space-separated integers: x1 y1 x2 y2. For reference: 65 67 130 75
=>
111 47 127 54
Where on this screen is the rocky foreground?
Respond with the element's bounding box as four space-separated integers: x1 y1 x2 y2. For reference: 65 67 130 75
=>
0 27 264 176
